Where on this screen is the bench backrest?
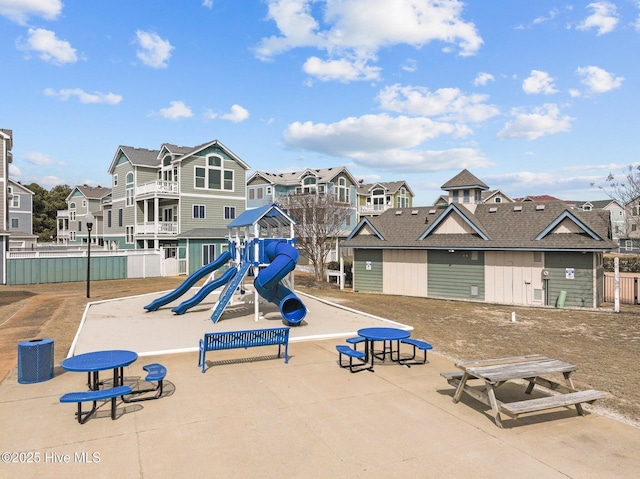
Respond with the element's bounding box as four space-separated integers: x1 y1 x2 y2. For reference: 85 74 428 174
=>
203 327 289 351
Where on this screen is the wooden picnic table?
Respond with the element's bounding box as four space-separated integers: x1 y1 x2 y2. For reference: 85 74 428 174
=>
441 354 605 428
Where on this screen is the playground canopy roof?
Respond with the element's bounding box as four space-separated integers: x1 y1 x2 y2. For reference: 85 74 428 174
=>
228 204 296 230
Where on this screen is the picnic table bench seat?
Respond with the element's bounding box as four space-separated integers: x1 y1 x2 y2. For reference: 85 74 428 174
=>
499 389 606 417
199 327 290 373
60 385 132 424
346 336 365 349
336 345 371 373
399 338 432 366
123 363 167 402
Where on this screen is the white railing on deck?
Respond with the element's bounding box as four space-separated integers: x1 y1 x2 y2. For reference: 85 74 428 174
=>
136 180 178 196
136 222 178 235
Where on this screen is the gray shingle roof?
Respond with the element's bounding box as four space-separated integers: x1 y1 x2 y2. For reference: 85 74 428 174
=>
250 166 354 186
441 169 489 190
77 185 112 199
356 181 413 196
344 201 616 252
119 146 160 167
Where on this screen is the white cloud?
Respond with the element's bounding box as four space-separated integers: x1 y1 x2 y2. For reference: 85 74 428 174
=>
202 0 213 8
135 30 174 68
376 84 499 123
155 101 193 120
349 148 492 172
8 163 21 176
255 0 482 82
44 88 123 104
284 114 460 155
25 151 54 165
303 56 381 82
204 104 250 122
497 103 574 140
401 58 417 73
576 65 623 93
18 28 77 65
522 70 558 95
577 1 619 35
533 8 560 25
282 112 492 172
473 72 494 86
0 0 62 25
222 104 250 122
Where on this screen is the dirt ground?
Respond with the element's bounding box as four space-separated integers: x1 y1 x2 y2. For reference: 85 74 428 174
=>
1 274 638 428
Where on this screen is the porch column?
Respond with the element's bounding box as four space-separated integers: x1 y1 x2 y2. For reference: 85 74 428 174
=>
154 197 159 235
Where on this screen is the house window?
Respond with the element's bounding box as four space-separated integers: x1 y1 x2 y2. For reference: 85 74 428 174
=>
107 210 112 228
266 186 272 195
495 197 502 203
583 204 592 211
11 218 18 228
632 224 637 232
302 176 317 193
118 208 123 227
249 188 255 200
202 244 216 266
224 206 236 220
625 240 632 250
70 211 76 220
78 221 82 232
463 189 470 203
195 155 234 191
125 172 134 206
193 205 205 219
70 231 76 241
336 177 349 203
257 188 263 200
9 190 19 207
82 199 87 207
125 226 134 244
114 174 118 187
453 190 459 203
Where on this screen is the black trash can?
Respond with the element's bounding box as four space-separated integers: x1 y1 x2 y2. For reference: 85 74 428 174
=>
17 338 54 384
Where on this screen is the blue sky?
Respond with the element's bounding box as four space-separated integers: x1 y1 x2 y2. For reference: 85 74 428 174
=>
2 0 638 206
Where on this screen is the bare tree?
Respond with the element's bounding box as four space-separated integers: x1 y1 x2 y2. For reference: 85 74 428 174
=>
594 165 640 235
276 192 351 281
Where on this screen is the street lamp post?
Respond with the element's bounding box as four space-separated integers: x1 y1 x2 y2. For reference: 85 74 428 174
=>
86 212 95 298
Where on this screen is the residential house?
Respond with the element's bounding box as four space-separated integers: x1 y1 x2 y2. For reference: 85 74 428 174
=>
619 196 640 253
58 185 111 246
356 181 414 220
247 166 359 230
246 166 359 263
0 129 12 284
343 169 616 309
104 140 249 274
7 179 37 249
571 199 625 245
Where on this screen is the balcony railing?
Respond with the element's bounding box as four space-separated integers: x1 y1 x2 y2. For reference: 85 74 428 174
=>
57 210 70 218
136 180 178 196
359 204 391 214
136 222 178 235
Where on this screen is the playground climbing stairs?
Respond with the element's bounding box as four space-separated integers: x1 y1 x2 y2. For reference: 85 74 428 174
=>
211 261 252 323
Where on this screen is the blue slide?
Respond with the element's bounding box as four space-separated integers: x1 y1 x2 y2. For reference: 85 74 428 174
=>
254 241 307 325
144 250 233 312
171 266 237 315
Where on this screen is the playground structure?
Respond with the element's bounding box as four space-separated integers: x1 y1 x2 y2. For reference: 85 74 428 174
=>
144 204 307 326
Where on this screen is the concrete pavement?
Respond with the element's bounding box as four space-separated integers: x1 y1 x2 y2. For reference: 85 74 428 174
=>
1 288 638 478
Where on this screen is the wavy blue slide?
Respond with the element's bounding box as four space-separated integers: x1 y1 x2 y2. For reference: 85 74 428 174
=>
144 250 233 312
254 241 307 325
171 266 237 315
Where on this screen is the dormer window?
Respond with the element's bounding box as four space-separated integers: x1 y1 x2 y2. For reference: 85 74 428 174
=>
302 176 317 193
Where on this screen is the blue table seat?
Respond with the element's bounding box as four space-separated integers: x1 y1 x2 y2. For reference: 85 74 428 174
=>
60 385 132 424
399 338 433 366
123 363 167 402
346 336 365 350
336 345 371 373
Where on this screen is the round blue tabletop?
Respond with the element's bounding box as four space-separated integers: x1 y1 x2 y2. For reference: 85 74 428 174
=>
357 327 410 341
61 350 138 373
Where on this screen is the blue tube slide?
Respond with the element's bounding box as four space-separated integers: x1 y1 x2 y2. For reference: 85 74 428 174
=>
171 266 237 315
144 250 233 311
254 241 307 325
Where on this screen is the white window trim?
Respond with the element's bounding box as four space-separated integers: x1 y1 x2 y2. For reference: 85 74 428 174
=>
193 204 206 219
